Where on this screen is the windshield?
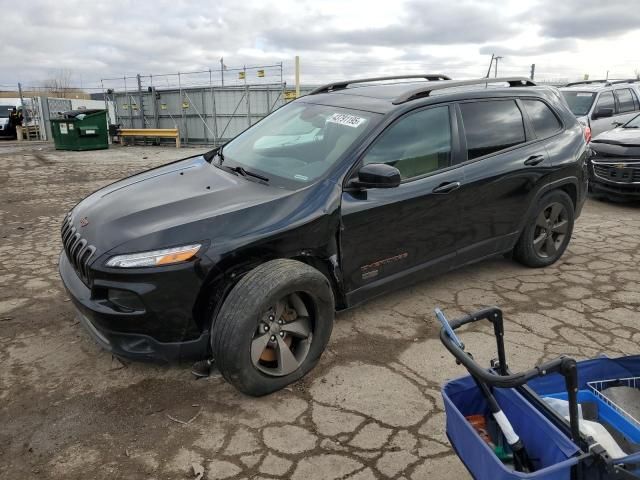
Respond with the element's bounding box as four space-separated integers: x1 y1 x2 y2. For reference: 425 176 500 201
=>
624 113 640 128
560 91 596 116
219 102 379 186
0 105 14 118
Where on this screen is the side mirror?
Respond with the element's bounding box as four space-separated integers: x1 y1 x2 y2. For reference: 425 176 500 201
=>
611 121 624 127
593 107 613 120
351 163 401 189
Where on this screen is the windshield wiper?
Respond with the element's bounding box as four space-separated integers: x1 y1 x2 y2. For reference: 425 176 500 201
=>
212 161 268 182
229 166 269 182
624 125 639 129
212 147 268 182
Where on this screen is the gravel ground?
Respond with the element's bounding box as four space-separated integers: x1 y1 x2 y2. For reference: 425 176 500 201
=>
1 140 639 480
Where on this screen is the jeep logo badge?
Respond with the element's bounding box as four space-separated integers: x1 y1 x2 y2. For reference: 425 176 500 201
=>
79 217 89 227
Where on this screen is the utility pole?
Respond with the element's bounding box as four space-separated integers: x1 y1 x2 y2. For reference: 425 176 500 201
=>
605 70 609 81
295 55 301 98
530 63 536 81
136 74 145 128
486 54 494 78
220 57 225 86
494 56 503 78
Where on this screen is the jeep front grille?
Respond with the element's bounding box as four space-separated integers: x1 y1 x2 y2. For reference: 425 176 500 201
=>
61 213 96 284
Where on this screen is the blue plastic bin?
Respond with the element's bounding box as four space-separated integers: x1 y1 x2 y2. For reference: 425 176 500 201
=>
443 375 580 479
529 355 640 477
443 355 640 479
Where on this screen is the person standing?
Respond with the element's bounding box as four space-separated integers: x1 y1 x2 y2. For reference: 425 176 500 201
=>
12 107 24 141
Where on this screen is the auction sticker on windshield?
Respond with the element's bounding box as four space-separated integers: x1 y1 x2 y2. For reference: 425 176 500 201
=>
327 113 366 128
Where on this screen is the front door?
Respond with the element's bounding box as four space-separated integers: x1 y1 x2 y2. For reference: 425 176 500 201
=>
340 105 463 303
591 91 617 137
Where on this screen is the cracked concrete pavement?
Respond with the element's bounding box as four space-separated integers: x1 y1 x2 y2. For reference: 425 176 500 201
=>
1 141 639 479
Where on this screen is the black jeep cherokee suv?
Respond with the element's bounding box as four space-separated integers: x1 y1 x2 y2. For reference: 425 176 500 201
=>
60 75 588 396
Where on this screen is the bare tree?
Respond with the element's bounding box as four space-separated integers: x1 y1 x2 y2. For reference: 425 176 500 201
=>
42 69 75 98
635 69 640 80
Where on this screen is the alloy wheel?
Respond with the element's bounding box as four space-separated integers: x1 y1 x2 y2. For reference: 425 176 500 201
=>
532 202 569 258
250 293 313 377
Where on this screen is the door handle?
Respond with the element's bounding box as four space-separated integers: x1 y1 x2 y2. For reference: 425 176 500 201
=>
524 154 545 166
432 181 461 194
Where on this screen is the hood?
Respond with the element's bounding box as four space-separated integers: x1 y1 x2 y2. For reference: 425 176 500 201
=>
592 127 640 146
70 155 292 254
590 128 640 158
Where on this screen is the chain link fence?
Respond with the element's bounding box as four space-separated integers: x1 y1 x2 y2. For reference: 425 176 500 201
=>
101 63 314 146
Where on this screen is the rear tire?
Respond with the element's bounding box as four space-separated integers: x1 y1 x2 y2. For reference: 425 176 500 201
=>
211 259 334 396
513 190 574 268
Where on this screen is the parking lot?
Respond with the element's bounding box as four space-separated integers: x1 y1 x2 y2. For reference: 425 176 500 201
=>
1 141 639 480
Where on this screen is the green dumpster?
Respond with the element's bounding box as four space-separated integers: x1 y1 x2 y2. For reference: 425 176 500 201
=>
50 109 108 151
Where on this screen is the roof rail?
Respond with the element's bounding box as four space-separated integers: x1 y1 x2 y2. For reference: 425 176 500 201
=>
308 74 451 95
565 79 611 87
610 79 640 85
391 77 537 105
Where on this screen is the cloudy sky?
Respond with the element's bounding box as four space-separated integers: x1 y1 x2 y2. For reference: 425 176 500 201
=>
2 0 639 91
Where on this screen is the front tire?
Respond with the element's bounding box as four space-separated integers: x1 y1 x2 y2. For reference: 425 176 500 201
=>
211 259 334 396
513 190 575 268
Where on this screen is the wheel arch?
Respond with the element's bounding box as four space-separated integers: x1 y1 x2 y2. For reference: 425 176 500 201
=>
290 253 345 310
192 246 344 343
558 182 577 210
516 177 579 235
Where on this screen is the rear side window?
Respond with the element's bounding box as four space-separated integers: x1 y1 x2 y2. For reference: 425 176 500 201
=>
615 89 636 113
522 99 562 138
460 100 525 160
362 106 451 180
595 91 615 112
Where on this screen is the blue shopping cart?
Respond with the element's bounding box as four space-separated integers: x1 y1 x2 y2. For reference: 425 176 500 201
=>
438 306 640 479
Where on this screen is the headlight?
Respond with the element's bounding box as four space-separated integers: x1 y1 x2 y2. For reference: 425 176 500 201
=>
105 244 201 268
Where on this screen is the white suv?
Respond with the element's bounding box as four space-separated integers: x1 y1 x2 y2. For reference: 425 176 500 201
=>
559 80 640 138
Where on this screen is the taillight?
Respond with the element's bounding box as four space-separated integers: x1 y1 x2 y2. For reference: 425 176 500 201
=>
584 125 592 143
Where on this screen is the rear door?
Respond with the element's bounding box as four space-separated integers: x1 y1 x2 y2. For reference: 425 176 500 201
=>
613 88 640 126
454 98 551 265
340 104 464 302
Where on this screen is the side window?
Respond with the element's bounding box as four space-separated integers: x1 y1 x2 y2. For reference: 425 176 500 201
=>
459 100 525 160
362 106 451 180
595 91 615 113
615 89 636 113
522 99 562 138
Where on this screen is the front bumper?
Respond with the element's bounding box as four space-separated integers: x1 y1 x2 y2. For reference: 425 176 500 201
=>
589 160 640 198
59 251 209 362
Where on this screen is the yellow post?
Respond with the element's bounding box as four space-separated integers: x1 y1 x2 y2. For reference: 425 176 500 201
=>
295 55 300 99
